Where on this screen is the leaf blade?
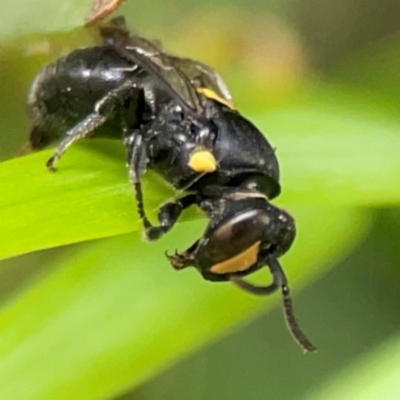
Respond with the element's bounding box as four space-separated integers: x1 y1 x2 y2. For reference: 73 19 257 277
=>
1 107 399 260
0 207 370 400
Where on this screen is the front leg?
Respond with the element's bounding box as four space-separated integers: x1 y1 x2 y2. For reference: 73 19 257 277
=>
165 239 199 270
146 194 197 240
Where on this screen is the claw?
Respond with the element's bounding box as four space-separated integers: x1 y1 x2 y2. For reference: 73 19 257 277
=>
46 156 57 172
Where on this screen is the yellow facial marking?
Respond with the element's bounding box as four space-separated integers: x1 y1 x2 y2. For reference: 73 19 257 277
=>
197 87 235 110
210 241 261 274
188 149 217 173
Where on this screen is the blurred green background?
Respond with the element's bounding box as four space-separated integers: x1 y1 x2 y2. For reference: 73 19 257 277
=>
1 0 400 399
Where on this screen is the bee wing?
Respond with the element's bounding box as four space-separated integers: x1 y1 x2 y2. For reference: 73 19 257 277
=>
111 35 204 116
99 18 230 114
170 57 234 107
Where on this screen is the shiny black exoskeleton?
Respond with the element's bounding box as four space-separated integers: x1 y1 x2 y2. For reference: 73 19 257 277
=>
26 17 315 351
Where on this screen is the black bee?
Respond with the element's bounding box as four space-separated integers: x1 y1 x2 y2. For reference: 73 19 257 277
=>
26 17 315 351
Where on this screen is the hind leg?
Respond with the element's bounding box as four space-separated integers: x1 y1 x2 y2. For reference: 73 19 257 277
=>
46 80 135 171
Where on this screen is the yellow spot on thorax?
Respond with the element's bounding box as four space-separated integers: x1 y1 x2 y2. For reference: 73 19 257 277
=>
197 87 235 110
188 149 217 173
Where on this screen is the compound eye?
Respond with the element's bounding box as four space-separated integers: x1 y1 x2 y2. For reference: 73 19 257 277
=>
203 209 270 274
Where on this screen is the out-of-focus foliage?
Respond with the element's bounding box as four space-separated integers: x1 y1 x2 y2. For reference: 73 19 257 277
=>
0 0 399 399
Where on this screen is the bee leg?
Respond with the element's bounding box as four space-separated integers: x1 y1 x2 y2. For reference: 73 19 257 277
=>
46 80 136 171
127 132 197 241
126 131 151 234
165 239 199 270
146 194 197 240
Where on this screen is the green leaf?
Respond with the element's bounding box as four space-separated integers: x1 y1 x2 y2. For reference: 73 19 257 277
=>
0 141 173 260
0 207 370 400
0 0 92 41
262 107 400 206
1 107 400 260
